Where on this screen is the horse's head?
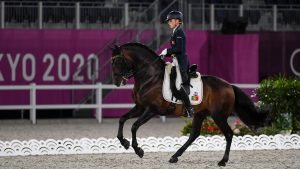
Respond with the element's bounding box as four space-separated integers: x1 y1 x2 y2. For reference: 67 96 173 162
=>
110 43 165 87
110 45 132 86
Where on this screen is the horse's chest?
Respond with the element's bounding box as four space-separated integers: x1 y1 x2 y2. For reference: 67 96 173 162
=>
133 87 159 105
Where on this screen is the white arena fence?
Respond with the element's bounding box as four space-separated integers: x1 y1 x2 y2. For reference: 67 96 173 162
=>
0 134 299 156
0 83 258 124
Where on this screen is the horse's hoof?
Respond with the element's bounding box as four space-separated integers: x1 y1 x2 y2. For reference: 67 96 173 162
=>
122 139 130 150
218 160 226 167
169 157 178 163
137 148 144 158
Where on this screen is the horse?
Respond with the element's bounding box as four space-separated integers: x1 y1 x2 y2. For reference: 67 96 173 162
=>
110 42 268 166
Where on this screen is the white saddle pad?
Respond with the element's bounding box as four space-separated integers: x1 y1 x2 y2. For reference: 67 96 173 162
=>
162 60 203 105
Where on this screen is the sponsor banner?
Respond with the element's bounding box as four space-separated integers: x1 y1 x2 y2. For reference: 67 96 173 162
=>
0 29 131 105
0 29 122 85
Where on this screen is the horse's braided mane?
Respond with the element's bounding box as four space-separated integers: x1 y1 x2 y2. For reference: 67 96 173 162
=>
121 42 159 58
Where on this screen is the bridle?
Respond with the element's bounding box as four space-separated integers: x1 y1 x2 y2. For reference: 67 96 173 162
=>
111 53 133 83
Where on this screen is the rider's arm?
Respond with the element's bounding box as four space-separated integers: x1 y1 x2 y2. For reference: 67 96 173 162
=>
166 31 184 56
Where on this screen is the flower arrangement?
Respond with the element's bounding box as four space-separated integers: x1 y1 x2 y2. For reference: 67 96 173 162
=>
201 117 222 135
181 117 253 136
181 117 221 136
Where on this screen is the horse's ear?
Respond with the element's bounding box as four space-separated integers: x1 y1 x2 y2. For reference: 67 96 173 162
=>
108 45 114 51
114 45 120 50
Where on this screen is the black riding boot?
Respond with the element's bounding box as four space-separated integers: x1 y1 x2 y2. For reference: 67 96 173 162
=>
179 86 194 117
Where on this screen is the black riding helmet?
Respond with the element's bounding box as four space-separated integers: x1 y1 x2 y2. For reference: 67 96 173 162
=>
165 11 183 22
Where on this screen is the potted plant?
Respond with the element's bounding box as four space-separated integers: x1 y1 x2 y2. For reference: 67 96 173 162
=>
256 74 300 134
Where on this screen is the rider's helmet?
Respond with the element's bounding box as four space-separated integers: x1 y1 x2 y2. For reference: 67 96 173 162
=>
165 11 183 22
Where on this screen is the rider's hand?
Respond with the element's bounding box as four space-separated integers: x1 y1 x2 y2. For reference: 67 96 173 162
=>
159 48 167 56
160 55 165 60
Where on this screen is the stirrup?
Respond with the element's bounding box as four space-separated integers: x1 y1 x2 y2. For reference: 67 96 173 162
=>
185 107 194 118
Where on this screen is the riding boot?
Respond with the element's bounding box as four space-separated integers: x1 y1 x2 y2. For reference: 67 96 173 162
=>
179 86 194 117
180 70 190 94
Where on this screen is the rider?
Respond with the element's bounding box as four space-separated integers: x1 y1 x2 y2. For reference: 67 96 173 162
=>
159 10 194 117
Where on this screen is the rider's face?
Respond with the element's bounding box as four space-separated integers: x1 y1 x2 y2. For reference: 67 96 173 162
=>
168 19 180 29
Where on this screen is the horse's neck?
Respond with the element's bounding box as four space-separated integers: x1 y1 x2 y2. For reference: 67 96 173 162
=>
125 46 164 85
132 61 163 89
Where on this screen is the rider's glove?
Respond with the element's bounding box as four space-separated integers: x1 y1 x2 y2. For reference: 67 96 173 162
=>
159 48 167 57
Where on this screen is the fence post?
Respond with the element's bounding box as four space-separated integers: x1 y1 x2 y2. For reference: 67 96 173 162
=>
30 83 36 124
188 3 191 29
273 5 277 31
210 4 215 31
155 2 160 49
124 3 129 27
96 83 102 123
239 4 244 17
75 2 80 29
1 1 4 29
202 0 205 30
38 2 43 29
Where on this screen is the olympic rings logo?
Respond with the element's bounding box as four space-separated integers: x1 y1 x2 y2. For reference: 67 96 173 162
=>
290 49 300 77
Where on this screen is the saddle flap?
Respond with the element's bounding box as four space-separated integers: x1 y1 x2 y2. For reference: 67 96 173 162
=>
162 63 203 105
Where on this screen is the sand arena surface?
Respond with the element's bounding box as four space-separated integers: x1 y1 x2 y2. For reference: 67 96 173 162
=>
0 150 299 169
0 117 299 168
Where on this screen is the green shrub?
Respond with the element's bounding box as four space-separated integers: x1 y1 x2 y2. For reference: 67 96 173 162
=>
256 74 300 131
181 119 193 136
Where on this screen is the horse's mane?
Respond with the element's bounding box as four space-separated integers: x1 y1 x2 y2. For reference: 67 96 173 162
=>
121 42 159 58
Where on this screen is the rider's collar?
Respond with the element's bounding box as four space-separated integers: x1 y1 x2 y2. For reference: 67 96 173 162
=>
173 25 180 34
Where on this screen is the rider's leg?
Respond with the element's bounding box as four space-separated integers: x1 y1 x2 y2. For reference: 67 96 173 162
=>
179 70 194 117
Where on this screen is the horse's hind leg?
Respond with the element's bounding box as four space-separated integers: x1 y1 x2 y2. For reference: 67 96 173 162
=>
131 107 156 158
211 114 233 167
117 105 143 150
169 112 207 163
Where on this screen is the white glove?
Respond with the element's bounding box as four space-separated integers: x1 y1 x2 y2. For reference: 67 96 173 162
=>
159 48 167 56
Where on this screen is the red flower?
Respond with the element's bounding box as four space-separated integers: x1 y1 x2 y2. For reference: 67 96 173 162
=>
207 126 214 132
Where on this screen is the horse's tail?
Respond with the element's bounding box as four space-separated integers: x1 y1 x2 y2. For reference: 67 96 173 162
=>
232 85 268 129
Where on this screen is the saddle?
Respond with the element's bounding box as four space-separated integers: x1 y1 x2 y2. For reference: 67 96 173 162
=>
162 58 203 105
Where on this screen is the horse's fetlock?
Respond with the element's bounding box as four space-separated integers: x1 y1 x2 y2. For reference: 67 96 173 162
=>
117 136 123 140
132 143 138 148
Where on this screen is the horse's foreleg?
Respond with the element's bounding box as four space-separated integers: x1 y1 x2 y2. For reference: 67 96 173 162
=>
117 105 143 150
131 107 155 158
169 112 206 163
211 115 233 167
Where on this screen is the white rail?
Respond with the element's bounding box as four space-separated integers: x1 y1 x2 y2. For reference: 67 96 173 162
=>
0 83 257 124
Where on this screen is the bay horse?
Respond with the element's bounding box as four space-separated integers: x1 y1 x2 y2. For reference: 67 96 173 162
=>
110 43 267 166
